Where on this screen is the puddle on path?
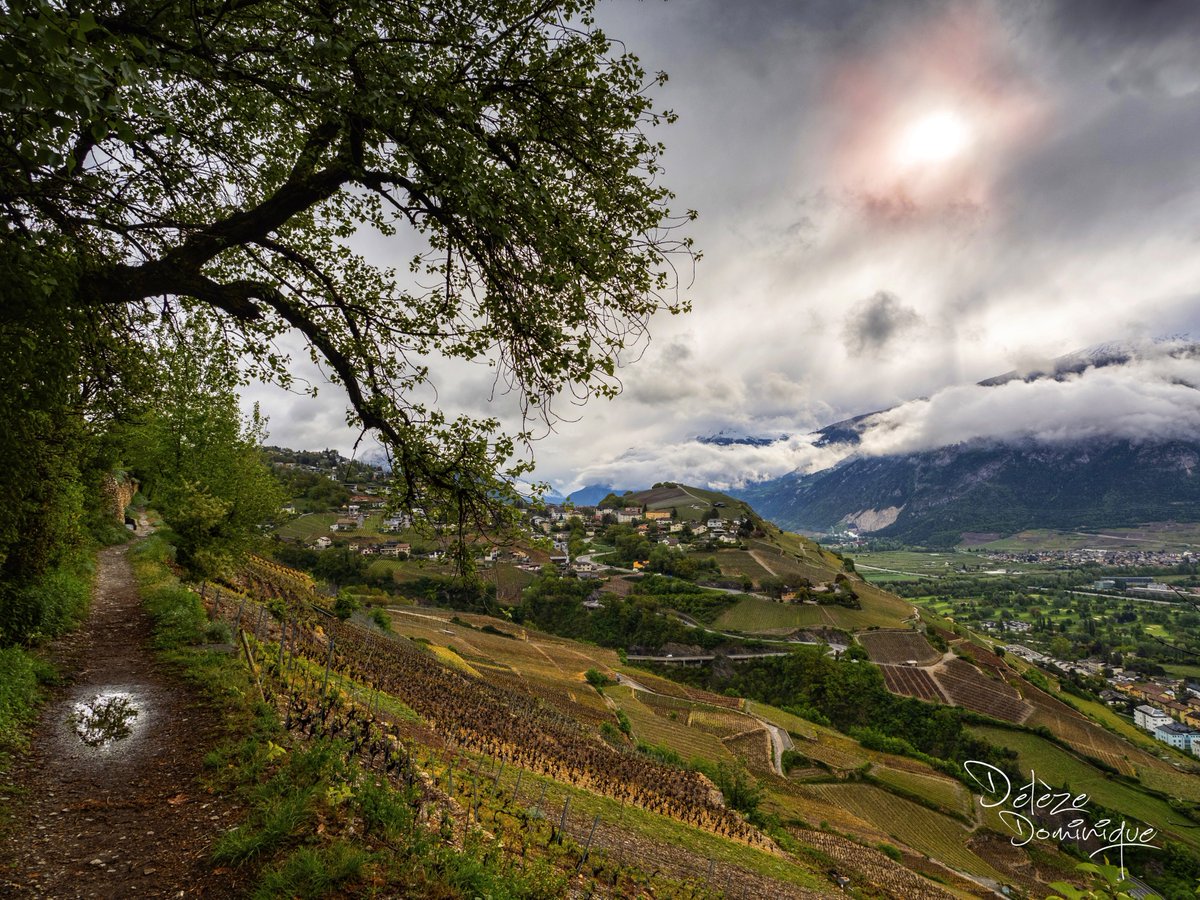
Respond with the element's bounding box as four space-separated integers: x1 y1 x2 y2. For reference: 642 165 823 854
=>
68 692 141 748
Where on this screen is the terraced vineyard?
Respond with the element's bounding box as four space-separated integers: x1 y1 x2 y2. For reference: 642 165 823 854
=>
931 658 1033 723
606 686 735 763
791 783 1008 882
869 764 974 817
880 665 947 702
1024 693 1138 776
788 829 961 900
219 556 1116 895
714 594 910 633
620 668 745 710
688 708 760 737
858 630 941 665
969 725 1200 850
310 618 774 848
384 608 615 727
722 727 774 775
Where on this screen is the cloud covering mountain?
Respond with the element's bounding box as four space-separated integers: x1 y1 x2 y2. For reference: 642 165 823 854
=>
564 339 1200 492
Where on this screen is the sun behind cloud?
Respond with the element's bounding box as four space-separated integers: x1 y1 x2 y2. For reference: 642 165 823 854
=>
896 110 974 167
824 4 1045 219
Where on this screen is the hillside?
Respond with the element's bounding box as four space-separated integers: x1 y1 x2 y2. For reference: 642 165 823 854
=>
253 471 1200 895
204 551 1200 897
614 483 758 522
205 559 1096 897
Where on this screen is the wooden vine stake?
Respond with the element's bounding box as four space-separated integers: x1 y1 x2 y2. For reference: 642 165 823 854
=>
240 630 266 703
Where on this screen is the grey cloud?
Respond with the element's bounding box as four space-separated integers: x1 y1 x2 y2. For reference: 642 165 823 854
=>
842 292 923 357
1048 0 1200 49
856 340 1200 456
566 432 846 494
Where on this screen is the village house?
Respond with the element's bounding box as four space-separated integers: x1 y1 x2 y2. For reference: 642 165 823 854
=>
616 506 643 524
1155 721 1200 751
643 509 671 521
1135 704 1173 733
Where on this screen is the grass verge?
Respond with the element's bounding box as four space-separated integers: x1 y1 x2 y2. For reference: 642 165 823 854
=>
132 531 572 897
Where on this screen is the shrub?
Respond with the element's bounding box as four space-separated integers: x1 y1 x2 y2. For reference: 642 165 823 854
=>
333 592 360 621
635 741 685 767
877 842 902 861
584 668 613 690
0 559 92 645
0 647 52 762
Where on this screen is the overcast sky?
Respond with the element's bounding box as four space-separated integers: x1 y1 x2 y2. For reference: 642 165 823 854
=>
244 0 1200 492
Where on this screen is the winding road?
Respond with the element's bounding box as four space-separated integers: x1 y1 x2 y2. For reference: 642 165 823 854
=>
612 673 794 776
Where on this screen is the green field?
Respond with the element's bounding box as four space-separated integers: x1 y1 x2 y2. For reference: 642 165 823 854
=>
693 549 774 583
969 726 1200 848
791 783 1007 881
274 512 339 539
846 550 968 577
1163 664 1200 680
847 548 1051 581
975 523 1200 552
870 764 974 817
714 593 911 633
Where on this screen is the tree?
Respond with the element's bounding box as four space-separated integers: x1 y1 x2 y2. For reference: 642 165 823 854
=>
1 0 695 547
120 324 282 575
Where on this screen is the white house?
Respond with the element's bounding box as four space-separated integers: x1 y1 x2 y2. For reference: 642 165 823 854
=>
1135 704 1173 733
1154 722 1199 750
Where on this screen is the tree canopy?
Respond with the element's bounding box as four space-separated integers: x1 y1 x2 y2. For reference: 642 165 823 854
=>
1 0 695 533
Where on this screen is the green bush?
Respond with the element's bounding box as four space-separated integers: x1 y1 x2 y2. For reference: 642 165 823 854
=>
780 748 818 773
877 842 902 861
694 760 762 817
0 557 92 645
635 740 685 768
584 668 613 690
0 647 52 762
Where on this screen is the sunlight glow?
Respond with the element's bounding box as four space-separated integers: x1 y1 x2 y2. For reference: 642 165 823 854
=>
897 110 973 166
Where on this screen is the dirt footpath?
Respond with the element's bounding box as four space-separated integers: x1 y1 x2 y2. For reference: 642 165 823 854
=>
0 539 244 898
